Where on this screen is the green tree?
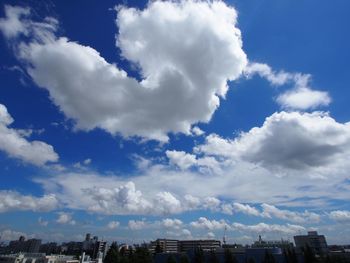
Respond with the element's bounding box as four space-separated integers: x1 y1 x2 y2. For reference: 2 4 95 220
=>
104 242 119 263
166 255 177 263
284 248 298 263
179 254 190 263
193 248 204 263
119 258 129 263
303 245 317 263
155 243 163 254
209 250 220 263
262 250 275 263
224 249 238 263
131 247 153 263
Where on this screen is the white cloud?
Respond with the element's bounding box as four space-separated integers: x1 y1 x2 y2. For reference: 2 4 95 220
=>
194 133 234 158
196 111 350 172
0 191 58 213
166 150 223 173
183 194 201 210
182 229 192 238
162 218 183 230
232 202 260 216
0 104 59 166
191 126 204 136
155 192 182 215
83 158 92 165
73 158 92 170
31 108 350 215
34 158 350 217
0 5 30 38
261 204 321 223
329 210 350 223
202 197 221 211
0 229 29 241
190 217 228 231
207 232 216 239
128 220 146 230
244 62 292 86
56 212 76 225
38 217 49 226
84 182 152 215
277 87 331 110
107 221 120 229
221 202 321 223
1 1 247 141
232 222 305 235
166 150 197 170
245 62 331 110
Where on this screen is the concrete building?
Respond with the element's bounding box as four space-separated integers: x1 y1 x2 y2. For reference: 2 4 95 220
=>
79 252 102 263
149 239 221 253
179 240 221 252
252 235 294 250
60 242 82 255
294 231 328 255
92 241 107 259
149 239 179 253
80 233 107 259
39 243 59 254
7 237 42 253
0 253 77 263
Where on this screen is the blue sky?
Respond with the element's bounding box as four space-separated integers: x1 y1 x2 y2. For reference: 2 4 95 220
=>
0 0 350 245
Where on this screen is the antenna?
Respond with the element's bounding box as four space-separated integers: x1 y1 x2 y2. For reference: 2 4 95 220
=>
223 225 227 245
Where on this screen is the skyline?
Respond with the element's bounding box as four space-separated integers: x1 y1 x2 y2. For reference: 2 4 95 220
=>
0 0 350 245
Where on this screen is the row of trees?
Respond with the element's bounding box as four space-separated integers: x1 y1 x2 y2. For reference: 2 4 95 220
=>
104 245 246 263
103 243 350 263
104 242 153 263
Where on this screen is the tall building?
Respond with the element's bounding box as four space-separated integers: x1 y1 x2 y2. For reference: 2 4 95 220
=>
92 241 107 259
26 239 42 253
7 237 42 253
294 231 328 255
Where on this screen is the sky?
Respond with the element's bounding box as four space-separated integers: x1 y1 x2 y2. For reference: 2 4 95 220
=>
0 0 350 245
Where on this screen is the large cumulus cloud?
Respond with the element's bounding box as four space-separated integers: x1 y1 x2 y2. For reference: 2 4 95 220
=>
0 2 247 141
196 111 350 172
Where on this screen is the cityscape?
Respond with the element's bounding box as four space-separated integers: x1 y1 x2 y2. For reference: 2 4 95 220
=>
0 1 350 263
0 231 350 263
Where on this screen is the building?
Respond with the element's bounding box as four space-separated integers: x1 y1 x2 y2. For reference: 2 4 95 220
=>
294 231 328 255
45 255 78 263
149 239 221 253
252 235 294 250
39 243 59 254
60 242 83 255
0 253 78 263
92 241 107 259
179 240 221 252
7 237 42 253
149 239 179 253
79 252 102 263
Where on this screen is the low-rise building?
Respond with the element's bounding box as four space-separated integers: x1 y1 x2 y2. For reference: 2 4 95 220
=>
149 239 179 253
252 235 294 250
0 253 78 263
179 240 221 252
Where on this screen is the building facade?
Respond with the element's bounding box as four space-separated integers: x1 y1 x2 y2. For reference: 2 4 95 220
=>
294 231 328 255
179 240 221 252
